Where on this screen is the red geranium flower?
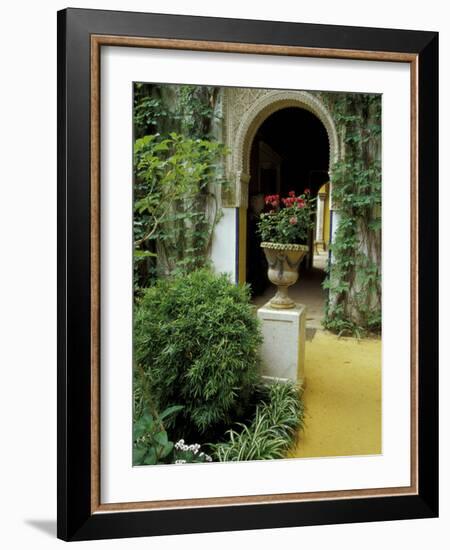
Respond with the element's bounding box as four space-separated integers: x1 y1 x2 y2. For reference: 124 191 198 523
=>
264 194 280 207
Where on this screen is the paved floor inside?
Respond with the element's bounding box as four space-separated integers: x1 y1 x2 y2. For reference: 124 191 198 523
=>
253 251 382 459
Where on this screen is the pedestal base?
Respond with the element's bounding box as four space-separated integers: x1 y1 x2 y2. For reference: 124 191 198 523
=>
257 301 306 386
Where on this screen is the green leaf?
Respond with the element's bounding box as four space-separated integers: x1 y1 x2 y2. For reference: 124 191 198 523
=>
160 441 174 458
143 448 157 465
133 413 154 440
133 424 146 441
159 405 184 421
153 430 169 447
133 446 147 465
134 250 157 259
153 142 170 152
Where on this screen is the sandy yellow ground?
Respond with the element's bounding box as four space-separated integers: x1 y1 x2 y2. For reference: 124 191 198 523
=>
289 330 382 458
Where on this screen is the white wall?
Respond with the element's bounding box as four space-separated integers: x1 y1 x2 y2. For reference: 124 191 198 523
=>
211 207 238 281
0 1 447 549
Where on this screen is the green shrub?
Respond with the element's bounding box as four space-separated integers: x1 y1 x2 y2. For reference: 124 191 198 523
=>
133 405 183 466
134 269 262 437
210 382 304 462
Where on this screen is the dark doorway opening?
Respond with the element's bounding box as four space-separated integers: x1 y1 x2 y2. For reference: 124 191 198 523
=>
246 107 330 302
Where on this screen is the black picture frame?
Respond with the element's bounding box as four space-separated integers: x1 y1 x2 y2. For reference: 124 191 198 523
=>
57 7 438 541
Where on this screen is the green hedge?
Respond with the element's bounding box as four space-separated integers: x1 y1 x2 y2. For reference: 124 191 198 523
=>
134 269 262 437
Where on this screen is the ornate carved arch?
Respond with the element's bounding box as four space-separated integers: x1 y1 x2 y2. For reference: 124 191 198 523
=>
224 89 339 207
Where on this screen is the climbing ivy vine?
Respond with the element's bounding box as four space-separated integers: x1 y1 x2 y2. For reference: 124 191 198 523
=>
133 83 227 293
320 93 382 336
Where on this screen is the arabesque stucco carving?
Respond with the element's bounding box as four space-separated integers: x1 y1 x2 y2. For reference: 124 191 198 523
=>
222 88 339 207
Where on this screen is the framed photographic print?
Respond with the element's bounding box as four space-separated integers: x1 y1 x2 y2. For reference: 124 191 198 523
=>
57 8 438 541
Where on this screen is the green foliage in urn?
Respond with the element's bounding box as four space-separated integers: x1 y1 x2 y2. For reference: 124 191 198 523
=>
210 382 304 461
134 269 262 438
256 190 315 245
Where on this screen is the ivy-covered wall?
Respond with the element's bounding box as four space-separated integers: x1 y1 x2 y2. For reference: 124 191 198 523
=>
133 83 226 293
320 92 382 335
133 84 382 334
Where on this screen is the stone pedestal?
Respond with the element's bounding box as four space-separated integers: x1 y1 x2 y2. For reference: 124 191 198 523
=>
257 302 306 386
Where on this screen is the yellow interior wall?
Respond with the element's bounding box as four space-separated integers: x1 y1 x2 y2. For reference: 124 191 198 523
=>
319 183 331 245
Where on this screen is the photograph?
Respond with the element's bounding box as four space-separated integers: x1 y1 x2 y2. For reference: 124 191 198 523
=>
0 0 444 547
54 6 439 541
132 83 382 467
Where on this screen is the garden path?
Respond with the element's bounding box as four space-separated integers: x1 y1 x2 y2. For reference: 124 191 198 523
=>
252 250 381 459
290 330 382 458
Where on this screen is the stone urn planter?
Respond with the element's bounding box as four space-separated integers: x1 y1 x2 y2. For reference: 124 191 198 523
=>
261 242 308 309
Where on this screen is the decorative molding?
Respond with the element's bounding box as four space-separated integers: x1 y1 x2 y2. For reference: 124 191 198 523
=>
223 88 339 207
237 171 251 209
260 242 309 251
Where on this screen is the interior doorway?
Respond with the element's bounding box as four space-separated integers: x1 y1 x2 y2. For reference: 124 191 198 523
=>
245 106 330 322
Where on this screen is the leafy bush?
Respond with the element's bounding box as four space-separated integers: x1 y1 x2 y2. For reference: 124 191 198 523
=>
133 405 183 466
134 269 262 437
210 382 304 462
